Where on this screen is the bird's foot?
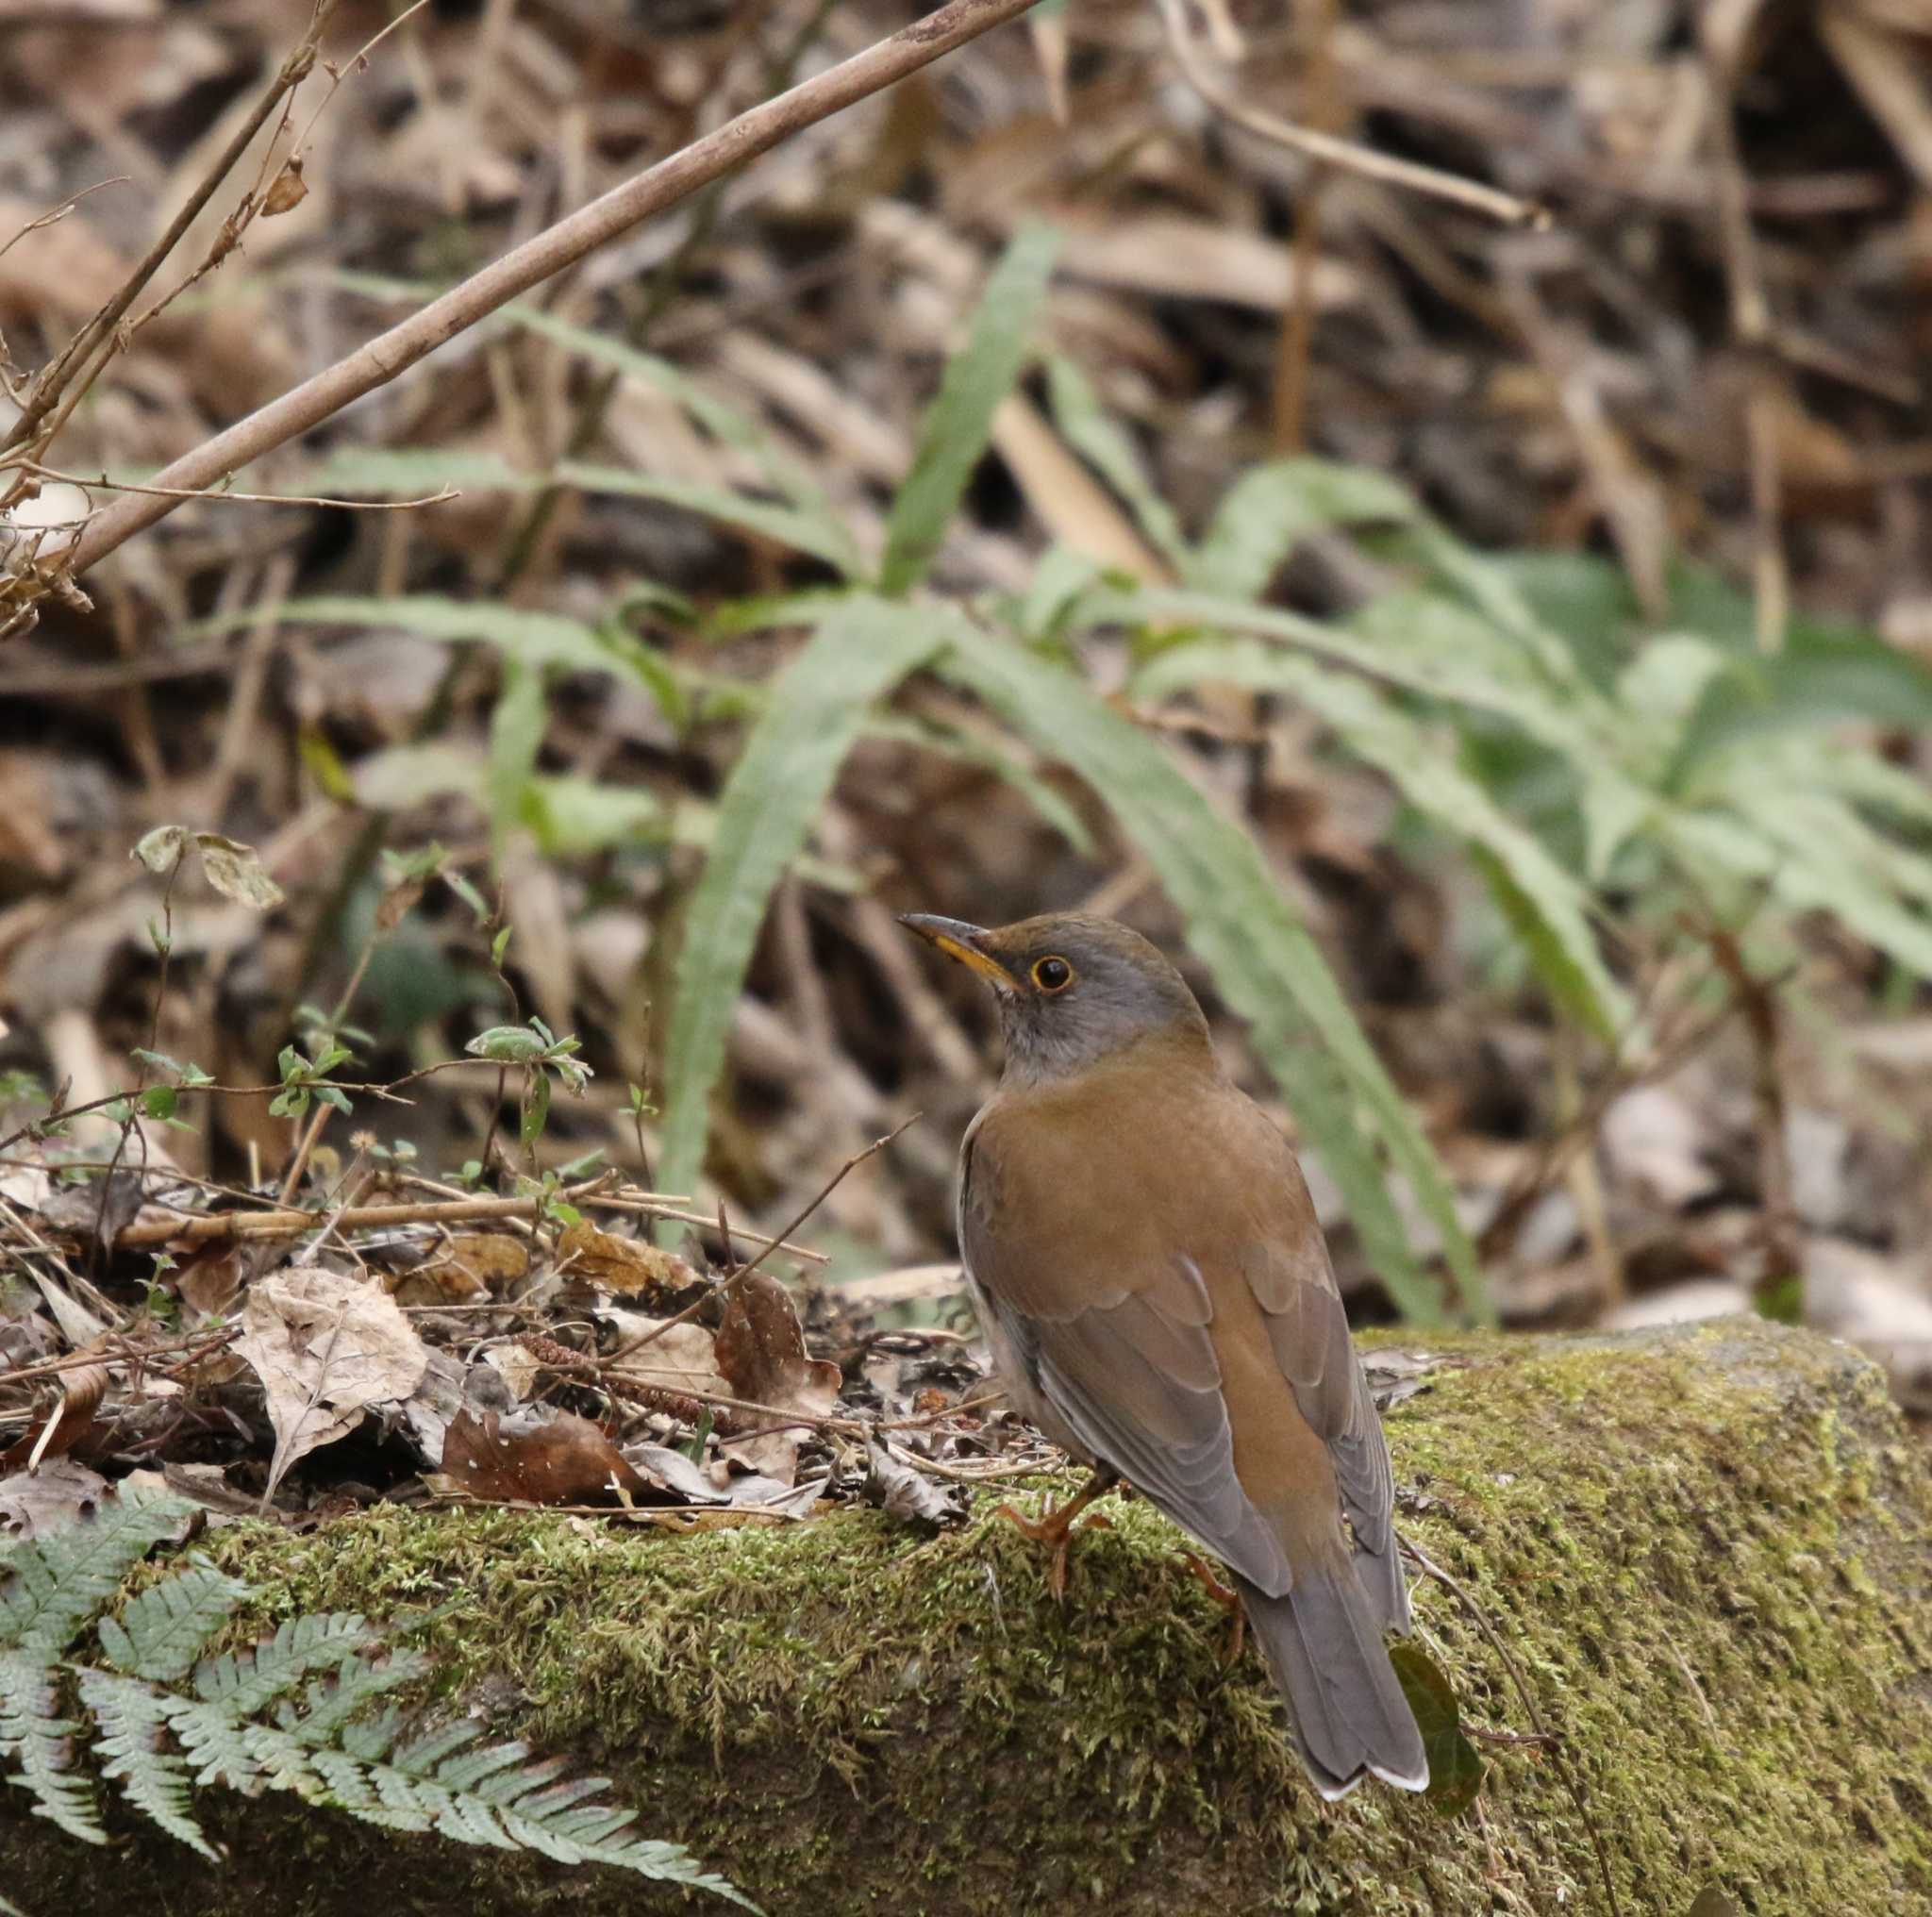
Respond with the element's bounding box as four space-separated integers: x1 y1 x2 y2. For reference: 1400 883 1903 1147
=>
995 1469 1117 1603
1179 1548 1246 1665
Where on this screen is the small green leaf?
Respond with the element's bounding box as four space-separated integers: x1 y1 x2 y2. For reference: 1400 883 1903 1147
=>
1388 1641 1484 1816
491 926 513 969
141 1087 177 1122
467 1025 546 1065
488 658 549 857
521 1070 552 1146
1191 458 1414 600
879 225 1060 596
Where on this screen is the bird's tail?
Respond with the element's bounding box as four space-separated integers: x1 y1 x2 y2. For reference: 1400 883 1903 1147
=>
1236 1563 1429 1801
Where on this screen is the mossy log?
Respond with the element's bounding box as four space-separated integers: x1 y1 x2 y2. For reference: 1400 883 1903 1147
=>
7 1320 1930 1915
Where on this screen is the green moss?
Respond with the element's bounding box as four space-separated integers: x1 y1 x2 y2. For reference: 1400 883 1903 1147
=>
5 1321 1929 1915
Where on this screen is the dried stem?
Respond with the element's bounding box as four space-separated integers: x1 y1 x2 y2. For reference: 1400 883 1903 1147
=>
1154 0 1545 231
0 2 341 468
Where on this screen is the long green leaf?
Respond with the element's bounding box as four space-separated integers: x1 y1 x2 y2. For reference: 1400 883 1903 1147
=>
1134 640 1628 1042
556 462 858 575
1043 356 1187 572
656 598 943 1211
940 624 1485 1324
879 225 1060 596
502 303 851 558
1191 458 1415 599
195 595 619 676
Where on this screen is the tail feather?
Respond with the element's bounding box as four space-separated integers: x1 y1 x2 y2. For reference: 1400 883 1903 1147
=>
1237 1564 1428 1800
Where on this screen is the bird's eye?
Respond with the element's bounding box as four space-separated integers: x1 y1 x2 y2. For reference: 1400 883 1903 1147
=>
1031 956 1074 992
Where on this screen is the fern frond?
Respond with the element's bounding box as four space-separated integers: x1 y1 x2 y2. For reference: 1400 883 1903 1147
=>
193 1609 376 1715
275 1648 429 1742
0 1649 103 1845
97 1563 250 1683
75 1666 217 1859
0 1485 191 1657
160 1693 264 1794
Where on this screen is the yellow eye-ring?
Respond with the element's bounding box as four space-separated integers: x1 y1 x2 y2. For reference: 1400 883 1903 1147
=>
1031 955 1074 992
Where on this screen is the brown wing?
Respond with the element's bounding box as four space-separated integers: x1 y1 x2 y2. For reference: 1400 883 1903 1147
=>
1239 1231 1408 1630
960 1100 1297 1596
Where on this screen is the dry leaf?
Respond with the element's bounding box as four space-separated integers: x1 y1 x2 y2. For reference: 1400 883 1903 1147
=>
192 832 285 911
441 1406 651 1506
0 1457 110 1539
600 1308 732 1401
714 1271 841 1485
441 1231 531 1296
234 1267 428 1495
0 1359 108 1468
861 1439 968 1530
558 1221 699 1298
261 157 308 216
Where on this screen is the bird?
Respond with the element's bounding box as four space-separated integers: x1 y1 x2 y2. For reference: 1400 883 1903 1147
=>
900 909 1428 1800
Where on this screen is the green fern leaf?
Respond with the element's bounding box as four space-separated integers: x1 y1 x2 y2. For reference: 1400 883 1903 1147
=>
656 597 943 1208
75 1666 217 1859
0 1649 103 1845
192 1610 377 1716
880 225 1059 595
940 622 1486 1324
97 1563 250 1683
0 1483 190 1658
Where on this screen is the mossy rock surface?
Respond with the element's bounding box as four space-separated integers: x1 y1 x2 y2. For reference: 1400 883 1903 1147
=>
7 1319 1929 1915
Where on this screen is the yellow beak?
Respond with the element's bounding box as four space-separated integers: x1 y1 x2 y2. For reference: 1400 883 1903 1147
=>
898 914 1017 992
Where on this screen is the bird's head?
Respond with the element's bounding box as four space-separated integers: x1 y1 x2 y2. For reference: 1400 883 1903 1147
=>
900 911 1211 1084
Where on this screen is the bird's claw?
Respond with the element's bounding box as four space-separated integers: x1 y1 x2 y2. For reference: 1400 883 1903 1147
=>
995 1478 1115 1603
1180 1548 1247 1665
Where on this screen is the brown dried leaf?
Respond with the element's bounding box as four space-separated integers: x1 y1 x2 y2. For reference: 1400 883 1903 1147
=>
261 158 308 216
862 1439 969 1530
441 1406 651 1506
0 1359 108 1468
715 1271 841 1485
234 1268 428 1493
440 1232 531 1297
558 1222 699 1298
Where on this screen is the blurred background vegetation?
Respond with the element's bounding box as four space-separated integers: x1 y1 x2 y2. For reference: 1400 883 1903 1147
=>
2 0 1930 1409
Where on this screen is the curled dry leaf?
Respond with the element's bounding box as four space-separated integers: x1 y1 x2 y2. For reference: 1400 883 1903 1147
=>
233 1267 429 1495
861 1438 969 1530
0 1358 109 1468
558 1221 701 1299
715 1271 841 1485
192 832 285 911
261 157 308 216
441 1405 651 1506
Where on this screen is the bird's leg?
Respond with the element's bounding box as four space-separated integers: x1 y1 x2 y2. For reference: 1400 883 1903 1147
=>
1179 1549 1246 1665
994 1466 1119 1603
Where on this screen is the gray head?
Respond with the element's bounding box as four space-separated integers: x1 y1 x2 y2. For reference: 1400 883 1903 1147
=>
900 911 1211 1085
